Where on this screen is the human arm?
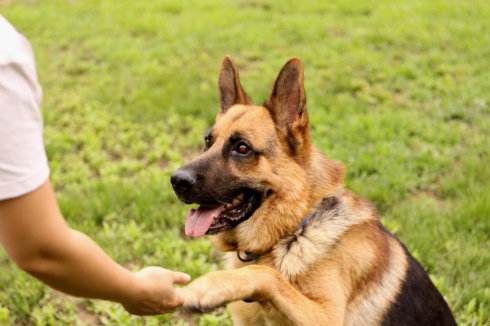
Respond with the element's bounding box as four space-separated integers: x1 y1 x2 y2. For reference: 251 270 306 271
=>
0 179 190 315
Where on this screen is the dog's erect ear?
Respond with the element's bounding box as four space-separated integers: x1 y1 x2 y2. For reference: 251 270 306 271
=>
265 58 307 131
218 56 251 113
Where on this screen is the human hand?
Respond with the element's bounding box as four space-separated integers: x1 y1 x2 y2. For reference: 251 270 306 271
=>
121 266 191 315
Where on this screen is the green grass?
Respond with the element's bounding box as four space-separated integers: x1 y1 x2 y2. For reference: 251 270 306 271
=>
1 0 489 324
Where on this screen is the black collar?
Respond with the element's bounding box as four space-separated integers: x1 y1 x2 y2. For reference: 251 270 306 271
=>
234 196 339 264
236 250 262 262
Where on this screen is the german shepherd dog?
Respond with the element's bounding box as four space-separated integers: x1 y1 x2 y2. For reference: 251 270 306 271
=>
171 57 456 325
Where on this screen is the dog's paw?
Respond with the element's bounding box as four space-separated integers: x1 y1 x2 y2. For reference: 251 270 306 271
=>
180 271 255 313
180 278 232 312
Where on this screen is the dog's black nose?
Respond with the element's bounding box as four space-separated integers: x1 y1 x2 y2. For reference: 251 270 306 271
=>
171 169 197 194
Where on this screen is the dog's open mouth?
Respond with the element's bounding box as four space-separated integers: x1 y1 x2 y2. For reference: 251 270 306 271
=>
185 189 262 238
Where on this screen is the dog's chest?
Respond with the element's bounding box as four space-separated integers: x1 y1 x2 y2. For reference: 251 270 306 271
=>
226 255 326 326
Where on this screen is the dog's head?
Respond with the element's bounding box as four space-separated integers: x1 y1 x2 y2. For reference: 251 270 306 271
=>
171 57 341 251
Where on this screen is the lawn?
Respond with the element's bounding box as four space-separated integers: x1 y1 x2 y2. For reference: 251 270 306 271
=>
0 0 489 325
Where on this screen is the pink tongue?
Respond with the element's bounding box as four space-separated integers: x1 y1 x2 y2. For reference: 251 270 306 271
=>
185 206 225 238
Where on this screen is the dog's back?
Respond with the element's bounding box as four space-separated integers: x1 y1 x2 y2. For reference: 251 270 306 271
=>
323 194 457 326
381 233 457 326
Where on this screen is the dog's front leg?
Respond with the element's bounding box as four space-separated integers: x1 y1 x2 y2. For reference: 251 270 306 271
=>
180 264 345 325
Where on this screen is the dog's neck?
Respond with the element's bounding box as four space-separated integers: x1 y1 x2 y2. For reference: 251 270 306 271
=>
212 146 345 254
306 148 345 207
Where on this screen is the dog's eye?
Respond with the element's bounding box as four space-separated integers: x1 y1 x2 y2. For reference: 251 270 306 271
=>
232 142 251 156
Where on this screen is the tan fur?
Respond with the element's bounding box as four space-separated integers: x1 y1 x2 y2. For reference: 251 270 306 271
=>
180 58 411 325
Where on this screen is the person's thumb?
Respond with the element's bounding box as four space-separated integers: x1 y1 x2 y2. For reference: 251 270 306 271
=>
172 272 191 285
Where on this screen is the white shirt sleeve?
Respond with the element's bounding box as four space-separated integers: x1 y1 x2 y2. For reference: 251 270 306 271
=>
0 15 49 200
